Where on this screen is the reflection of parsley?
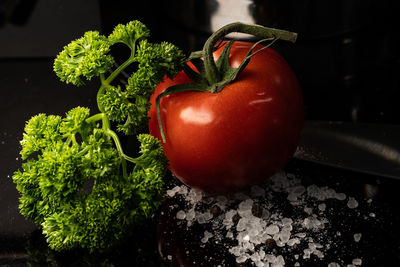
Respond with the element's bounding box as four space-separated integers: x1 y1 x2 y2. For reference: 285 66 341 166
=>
13 21 185 252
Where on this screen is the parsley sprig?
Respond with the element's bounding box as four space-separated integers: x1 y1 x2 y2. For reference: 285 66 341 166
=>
13 21 185 252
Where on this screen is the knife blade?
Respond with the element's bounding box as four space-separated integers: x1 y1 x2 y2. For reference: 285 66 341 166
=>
294 121 400 179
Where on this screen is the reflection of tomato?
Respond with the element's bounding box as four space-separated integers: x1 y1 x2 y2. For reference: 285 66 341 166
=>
148 41 304 193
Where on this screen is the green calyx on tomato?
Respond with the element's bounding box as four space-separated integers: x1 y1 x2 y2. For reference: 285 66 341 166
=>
155 22 298 142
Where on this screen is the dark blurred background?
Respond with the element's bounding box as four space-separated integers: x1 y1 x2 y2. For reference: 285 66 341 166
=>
1 0 399 123
0 0 399 265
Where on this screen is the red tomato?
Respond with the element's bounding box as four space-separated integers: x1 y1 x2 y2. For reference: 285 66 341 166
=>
148 41 304 193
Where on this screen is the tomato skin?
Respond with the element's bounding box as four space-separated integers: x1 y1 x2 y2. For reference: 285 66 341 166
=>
148 41 304 193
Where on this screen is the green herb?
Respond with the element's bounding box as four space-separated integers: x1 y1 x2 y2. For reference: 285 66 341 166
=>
13 21 185 252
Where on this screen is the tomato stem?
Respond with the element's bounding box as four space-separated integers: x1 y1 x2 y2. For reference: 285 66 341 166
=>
203 22 297 86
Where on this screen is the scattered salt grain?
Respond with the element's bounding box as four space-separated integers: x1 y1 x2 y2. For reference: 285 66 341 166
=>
302 216 326 230
287 238 300 246
347 197 359 209
186 208 195 221
303 207 313 215
166 186 181 197
318 203 326 212
335 192 347 201
352 258 362 265
328 263 340 267
353 233 362 242
176 210 186 220
236 255 248 263
265 224 280 235
201 230 213 243
238 199 254 217
369 212 376 218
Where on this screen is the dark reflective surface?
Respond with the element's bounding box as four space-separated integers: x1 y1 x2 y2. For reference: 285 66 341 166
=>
1 1 400 266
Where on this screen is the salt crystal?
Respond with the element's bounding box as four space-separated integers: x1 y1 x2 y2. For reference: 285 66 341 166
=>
186 209 195 221
307 185 332 201
229 246 241 257
236 255 248 263
303 248 311 259
166 186 181 197
226 231 234 239
287 185 306 202
318 203 326 212
369 212 376 218
303 217 323 229
197 213 206 224
275 255 285 266
307 185 321 199
222 210 237 228
238 199 254 217
236 218 247 232
325 188 337 199
176 210 186 220
250 252 261 262
314 250 324 259
296 232 306 238
201 230 213 243
179 185 188 195
203 212 213 221
266 224 280 235
167 255 172 260
279 230 291 243
335 192 347 201
304 207 313 215
352 258 362 265
265 254 277 263
328 263 340 267
282 218 293 226
287 238 300 246
353 233 362 242
187 188 203 203
308 242 316 250
294 262 300 267
347 197 359 209
287 192 300 202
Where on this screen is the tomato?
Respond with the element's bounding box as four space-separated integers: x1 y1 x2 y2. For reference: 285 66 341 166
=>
148 41 304 193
